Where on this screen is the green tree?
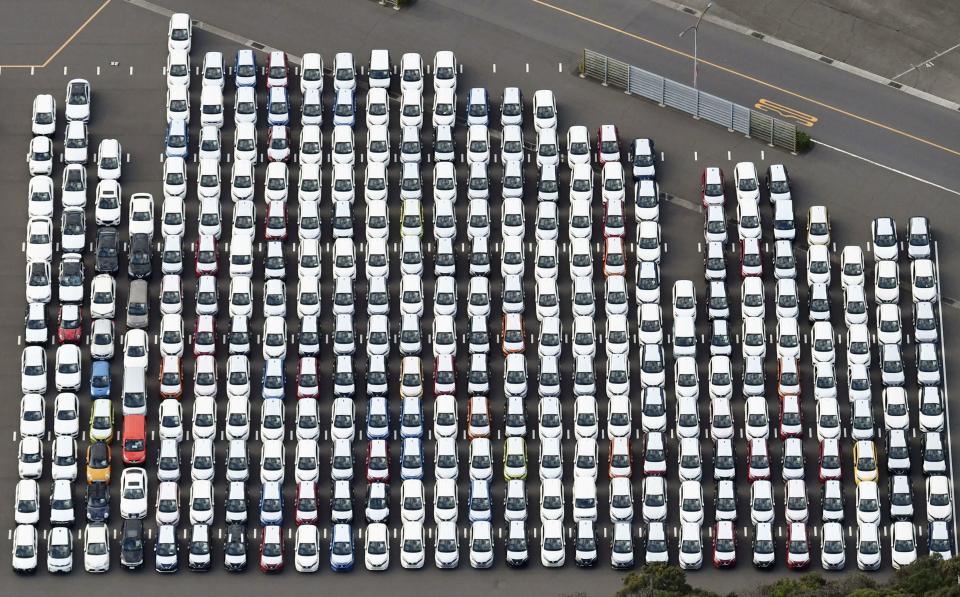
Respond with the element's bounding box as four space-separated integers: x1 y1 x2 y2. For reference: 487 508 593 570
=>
617 564 718 597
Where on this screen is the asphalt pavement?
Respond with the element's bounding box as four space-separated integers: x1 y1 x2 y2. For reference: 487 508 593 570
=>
0 1 958 596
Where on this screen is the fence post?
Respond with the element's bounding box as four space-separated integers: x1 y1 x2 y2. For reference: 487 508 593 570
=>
693 89 700 120
579 49 586 78
602 56 609 86
659 77 665 106
728 102 734 132
625 66 631 94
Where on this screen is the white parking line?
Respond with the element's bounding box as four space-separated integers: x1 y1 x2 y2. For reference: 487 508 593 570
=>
933 241 959 540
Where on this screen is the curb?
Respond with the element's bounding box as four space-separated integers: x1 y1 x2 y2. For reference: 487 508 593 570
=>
647 0 960 113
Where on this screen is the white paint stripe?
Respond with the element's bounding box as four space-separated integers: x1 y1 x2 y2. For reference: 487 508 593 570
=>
814 139 960 197
933 241 959 543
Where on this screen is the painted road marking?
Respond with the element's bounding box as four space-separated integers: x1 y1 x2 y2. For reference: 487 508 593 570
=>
0 0 113 68
755 98 818 126
529 0 960 159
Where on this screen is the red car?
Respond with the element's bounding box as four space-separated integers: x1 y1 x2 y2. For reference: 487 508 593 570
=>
259 525 284 572
701 167 726 207
194 233 219 276
264 200 287 241
366 439 390 483
121 414 146 464
57 304 82 343
712 521 737 568
786 522 810 569
295 481 318 525
297 357 319 399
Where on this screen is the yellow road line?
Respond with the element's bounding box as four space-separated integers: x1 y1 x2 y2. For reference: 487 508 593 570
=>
529 0 960 158
755 99 818 127
0 0 112 69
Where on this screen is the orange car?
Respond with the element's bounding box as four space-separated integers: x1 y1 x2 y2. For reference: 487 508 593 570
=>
86 441 112 484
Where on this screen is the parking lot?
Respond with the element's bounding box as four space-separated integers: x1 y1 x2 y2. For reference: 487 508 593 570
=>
3 0 960 595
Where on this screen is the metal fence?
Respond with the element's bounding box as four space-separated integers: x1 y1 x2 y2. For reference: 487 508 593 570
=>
580 48 797 153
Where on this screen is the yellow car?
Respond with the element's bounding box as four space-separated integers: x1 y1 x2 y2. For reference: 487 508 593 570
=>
503 436 528 481
853 440 878 485
88 398 114 443
86 442 112 484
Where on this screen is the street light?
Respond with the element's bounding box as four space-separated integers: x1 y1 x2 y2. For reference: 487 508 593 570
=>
679 2 712 90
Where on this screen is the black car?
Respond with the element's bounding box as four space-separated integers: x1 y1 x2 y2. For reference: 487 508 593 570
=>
128 232 152 279
86 481 110 522
120 519 144 569
223 524 247 572
95 227 119 273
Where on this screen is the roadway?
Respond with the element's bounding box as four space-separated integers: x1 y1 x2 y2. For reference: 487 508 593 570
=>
0 1 958 597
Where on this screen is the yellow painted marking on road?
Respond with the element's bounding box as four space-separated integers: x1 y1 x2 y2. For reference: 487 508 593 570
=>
529 0 960 158
0 0 113 68
754 98 818 127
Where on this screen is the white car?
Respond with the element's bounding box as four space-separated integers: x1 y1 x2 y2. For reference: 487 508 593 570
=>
911 258 938 302
120 467 148 519
97 138 122 180
83 523 110 573
128 193 154 237
295 525 321 573
27 176 55 219
926 475 953 521
890 521 917 569
28 135 54 175
54 345 81 391
841 245 865 287
53 393 79 437
123 329 149 369
874 259 900 303
61 123 89 165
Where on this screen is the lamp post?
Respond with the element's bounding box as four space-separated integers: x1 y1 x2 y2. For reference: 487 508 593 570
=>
679 2 712 90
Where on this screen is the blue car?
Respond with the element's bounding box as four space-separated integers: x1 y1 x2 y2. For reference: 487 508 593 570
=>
329 523 354 571
266 86 290 126
366 396 390 440
332 88 355 127
164 119 189 158
90 360 111 398
261 358 285 400
259 481 283 526
234 49 257 87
